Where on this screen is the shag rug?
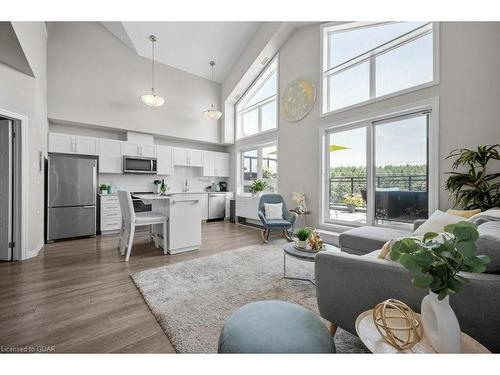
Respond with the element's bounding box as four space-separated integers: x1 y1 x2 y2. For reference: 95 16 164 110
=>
131 241 368 353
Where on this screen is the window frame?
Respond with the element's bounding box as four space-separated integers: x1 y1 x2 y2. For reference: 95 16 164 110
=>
319 98 439 231
320 21 440 117
239 141 278 194
235 55 279 140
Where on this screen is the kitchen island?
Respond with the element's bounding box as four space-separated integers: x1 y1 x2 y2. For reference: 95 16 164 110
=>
134 194 202 254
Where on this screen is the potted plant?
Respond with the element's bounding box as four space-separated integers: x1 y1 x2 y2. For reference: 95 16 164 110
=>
153 180 162 194
99 184 109 195
343 193 364 213
445 144 500 210
390 221 490 352
249 179 268 197
295 227 312 249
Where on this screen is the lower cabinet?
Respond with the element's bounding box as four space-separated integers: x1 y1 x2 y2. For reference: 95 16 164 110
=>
100 195 122 232
235 195 260 221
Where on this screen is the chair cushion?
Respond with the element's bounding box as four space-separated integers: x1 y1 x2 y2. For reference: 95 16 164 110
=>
266 219 292 228
135 211 167 224
476 221 500 274
339 226 411 255
218 300 334 353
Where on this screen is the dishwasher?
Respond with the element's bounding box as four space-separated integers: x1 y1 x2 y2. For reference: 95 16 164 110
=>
208 193 226 221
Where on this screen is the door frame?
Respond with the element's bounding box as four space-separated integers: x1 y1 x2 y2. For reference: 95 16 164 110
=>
0 107 29 261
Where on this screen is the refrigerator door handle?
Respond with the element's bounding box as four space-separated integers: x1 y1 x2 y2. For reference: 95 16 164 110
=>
82 205 95 209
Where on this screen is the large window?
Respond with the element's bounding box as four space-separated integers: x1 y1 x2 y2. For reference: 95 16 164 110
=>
322 22 436 114
236 57 278 139
241 143 278 193
324 108 435 227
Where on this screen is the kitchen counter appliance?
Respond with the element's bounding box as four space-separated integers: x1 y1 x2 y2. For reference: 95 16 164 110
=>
123 155 157 174
208 193 226 221
47 153 97 241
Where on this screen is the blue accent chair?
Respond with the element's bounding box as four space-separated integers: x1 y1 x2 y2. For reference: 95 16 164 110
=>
257 194 297 242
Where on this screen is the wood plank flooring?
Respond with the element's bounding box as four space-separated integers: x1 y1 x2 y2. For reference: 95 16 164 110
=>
0 221 269 353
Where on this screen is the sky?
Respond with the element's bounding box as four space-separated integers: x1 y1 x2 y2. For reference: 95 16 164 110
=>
329 115 427 168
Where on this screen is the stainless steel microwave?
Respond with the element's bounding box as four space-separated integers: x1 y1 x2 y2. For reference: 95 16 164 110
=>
123 156 157 174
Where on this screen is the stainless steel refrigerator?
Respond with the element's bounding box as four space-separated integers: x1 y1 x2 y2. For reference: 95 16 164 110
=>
47 153 97 241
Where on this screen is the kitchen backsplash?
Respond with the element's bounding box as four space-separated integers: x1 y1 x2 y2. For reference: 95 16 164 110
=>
99 166 228 193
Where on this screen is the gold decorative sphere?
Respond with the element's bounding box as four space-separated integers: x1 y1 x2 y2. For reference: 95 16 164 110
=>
372 299 423 350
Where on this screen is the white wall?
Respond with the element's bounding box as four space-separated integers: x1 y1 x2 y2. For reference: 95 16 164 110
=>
229 22 500 228
47 22 222 144
0 22 48 256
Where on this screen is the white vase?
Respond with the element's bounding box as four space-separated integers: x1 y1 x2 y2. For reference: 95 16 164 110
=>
296 240 307 249
421 291 462 353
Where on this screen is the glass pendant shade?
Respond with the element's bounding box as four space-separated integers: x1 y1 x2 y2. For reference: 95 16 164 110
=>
203 60 222 120
141 93 165 107
203 108 223 120
142 35 164 107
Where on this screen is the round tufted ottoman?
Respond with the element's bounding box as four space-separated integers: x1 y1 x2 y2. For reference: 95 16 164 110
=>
218 300 335 353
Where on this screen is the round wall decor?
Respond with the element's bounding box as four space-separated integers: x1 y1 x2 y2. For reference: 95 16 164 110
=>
281 78 316 122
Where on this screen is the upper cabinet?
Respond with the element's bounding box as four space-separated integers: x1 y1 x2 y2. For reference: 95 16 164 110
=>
202 151 230 177
122 142 156 158
156 145 173 175
99 139 123 174
173 148 203 167
48 133 99 155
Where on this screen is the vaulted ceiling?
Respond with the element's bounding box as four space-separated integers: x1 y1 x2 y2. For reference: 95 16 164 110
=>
102 22 262 83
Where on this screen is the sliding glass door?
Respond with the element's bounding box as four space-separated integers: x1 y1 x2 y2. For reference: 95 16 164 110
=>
325 110 430 227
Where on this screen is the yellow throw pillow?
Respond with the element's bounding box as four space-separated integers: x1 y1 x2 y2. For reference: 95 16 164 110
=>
447 208 481 219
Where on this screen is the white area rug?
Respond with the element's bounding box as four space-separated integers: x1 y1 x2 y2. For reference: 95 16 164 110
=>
131 241 368 353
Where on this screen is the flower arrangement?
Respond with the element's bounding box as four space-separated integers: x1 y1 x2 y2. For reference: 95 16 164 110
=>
343 193 364 207
292 191 307 214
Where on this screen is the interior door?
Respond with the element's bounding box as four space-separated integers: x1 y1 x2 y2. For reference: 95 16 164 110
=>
0 120 13 260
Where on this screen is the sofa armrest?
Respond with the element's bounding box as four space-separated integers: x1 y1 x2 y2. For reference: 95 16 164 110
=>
315 251 500 353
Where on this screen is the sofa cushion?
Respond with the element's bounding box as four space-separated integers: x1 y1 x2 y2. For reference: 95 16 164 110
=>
339 226 411 255
477 221 500 274
414 209 463 235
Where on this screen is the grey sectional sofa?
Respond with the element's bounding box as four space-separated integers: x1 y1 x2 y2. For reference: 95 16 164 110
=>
316 220 500 353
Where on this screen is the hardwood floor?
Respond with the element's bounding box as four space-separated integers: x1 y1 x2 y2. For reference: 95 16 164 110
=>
0 221 269 353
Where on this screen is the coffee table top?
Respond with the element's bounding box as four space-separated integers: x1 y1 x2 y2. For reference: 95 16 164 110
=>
355 309 490 353
283 242 340 261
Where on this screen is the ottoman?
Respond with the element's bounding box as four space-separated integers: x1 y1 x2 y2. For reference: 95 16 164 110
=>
218 300 335 353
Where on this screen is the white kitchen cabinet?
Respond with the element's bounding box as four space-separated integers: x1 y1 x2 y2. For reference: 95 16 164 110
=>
48 133 98 155
100 195 121 232
123 142 156 157
156 145 173 175
173 148 203 167
195 193 208 221
75 136 99 155
235 195 260 220
99 139 123 173
49 133 74 153
202 151 230 177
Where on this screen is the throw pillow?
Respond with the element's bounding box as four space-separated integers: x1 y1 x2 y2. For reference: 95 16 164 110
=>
447 208 481 219
264 203 283 220
414 210 463 235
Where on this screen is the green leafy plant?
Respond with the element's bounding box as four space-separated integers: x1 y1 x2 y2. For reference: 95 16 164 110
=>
249 179 268 194
445 144 500 210
296 227 312 241
99 184 109 191
390 221 490 300
343 193 364 207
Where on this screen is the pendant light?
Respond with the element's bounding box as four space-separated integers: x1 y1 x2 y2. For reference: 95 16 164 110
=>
141 35 165 107
203 60 222 120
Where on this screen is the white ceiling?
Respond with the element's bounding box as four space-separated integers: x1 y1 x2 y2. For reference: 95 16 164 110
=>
119 22 262 83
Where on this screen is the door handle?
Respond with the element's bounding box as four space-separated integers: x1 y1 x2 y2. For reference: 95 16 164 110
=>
172 199 199 204
82 206 95 209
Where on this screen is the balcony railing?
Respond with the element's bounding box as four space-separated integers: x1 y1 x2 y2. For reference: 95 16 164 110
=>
329 174 428 223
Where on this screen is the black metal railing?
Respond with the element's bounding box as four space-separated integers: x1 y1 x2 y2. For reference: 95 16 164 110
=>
329 174 427 206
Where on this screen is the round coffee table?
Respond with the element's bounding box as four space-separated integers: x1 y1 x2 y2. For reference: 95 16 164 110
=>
282 242 340 285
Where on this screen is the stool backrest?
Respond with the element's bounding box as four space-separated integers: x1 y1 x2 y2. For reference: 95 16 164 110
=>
117 190 135 222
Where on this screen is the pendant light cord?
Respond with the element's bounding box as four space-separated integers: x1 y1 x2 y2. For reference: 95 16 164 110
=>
151 37 155 95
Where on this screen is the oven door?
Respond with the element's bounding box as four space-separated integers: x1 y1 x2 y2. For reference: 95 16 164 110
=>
123 156 157 174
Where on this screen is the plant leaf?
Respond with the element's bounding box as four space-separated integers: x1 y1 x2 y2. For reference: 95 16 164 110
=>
413 273 433 288
399 253 421 274
456 241 476 257
423 232 439 242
